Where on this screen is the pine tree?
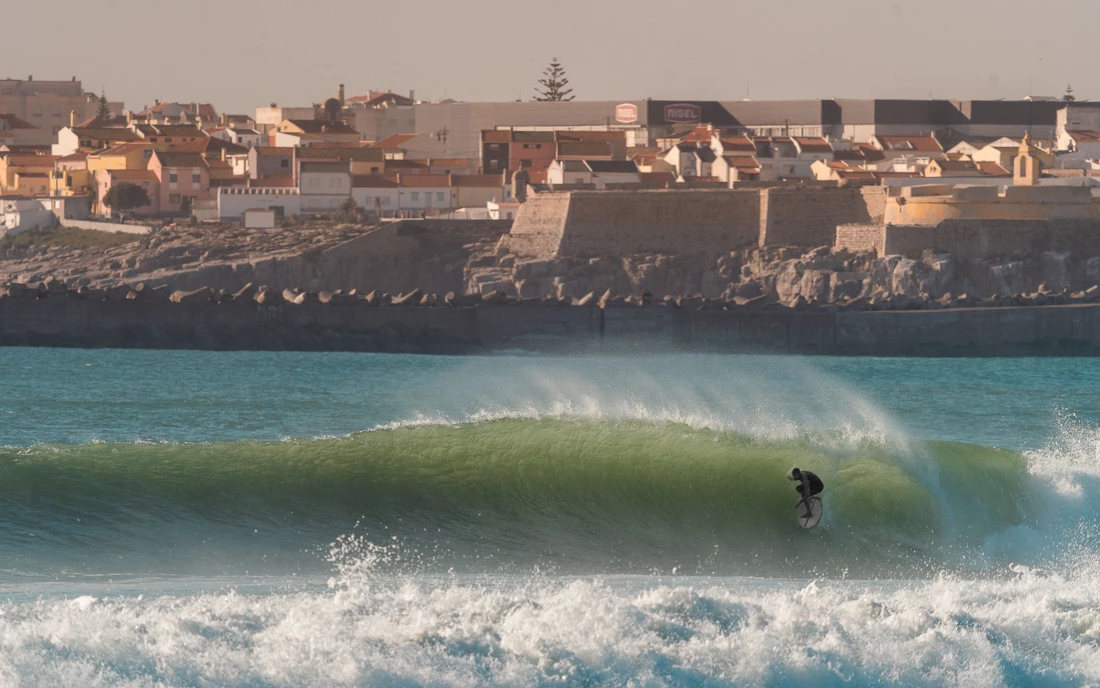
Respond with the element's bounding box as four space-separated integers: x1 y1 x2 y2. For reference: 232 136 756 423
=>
1064 84 1076 102
94 92 111 126
534 58 574 102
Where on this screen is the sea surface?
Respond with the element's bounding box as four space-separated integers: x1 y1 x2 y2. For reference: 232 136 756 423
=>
1 348 1099 686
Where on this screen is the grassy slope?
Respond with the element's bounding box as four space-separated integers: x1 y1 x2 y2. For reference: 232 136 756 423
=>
0 226 141 252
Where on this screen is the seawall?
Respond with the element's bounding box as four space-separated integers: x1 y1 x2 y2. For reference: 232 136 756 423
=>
5 298 1100 356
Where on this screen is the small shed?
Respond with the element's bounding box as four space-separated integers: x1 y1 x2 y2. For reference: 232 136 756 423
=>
242 208 276 229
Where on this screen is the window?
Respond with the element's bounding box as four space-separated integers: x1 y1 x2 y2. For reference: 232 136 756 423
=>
329 177 341 187
523 143 542 149
192 172 201 184
370 167 379 175
165 138 172 143
169 172 178 184
520 159 533 168
169 194 181 204
489 143 501 151
150 138 157 143
411 192 419 201
280 159 289 168
488 160 500 170
436 192 445 202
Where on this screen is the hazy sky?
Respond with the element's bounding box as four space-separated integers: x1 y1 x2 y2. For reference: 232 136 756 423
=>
7 0 1097 114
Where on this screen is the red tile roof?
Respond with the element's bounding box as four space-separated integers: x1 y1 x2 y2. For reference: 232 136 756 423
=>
352 175 399 189
794 137 833 153
0 114 37 130
977 162 1010 176
1068 130 1100 143
723 155 760 169
250 176 295 187
482 130 511 144
373 133 420 149
107 169 158 182
718 137 755 153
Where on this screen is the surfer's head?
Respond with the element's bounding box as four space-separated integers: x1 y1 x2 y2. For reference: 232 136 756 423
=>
788 468 801 481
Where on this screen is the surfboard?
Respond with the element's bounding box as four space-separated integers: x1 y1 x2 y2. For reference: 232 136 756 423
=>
796 497 823 529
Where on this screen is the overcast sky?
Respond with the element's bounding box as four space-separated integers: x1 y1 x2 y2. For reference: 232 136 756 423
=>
7 0 1096 114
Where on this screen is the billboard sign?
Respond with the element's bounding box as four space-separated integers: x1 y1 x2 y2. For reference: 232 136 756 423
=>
664 103 702 124
615 103 639 124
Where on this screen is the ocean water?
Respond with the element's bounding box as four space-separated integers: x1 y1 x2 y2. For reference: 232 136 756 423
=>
1 349 1099 686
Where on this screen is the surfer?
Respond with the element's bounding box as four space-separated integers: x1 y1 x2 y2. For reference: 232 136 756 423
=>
787 467 824 515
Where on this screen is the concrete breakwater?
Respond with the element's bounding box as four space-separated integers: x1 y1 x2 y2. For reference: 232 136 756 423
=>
5 286 1100 355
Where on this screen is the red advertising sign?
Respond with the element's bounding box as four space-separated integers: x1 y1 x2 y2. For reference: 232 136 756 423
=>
615 103 639 124
664 103 702 124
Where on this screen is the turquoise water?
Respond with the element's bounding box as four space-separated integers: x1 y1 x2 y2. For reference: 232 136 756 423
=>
1 349 1099 686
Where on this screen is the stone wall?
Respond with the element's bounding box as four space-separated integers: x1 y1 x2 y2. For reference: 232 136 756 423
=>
63 220 152 235
501 187 887 259
758 187 881 248
556 190 761 257
835 224 887 255
881 219 1100 260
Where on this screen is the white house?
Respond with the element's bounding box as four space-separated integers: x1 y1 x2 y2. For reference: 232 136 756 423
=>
1057 104 1100 150
217 186 301 220
298 161 351 213
0 198 56 237
351 175 400 215
397 174 455 213
209 126 264 149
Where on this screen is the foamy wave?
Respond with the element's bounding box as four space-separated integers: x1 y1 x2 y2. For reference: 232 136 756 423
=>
4 566 1100 687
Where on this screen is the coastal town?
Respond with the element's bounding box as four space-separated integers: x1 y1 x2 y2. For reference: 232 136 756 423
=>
1 75 1099 228
6 72 1100 354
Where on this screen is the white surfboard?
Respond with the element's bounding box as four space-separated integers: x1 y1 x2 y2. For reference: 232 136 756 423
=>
796 497 823 529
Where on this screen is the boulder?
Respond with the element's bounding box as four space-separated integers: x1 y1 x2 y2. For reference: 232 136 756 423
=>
419 293 439 307
1086 285 1100 302
481 289 508 305
363 290 382 307
317 291 335 304
255 289 284 306
170 287 212 304
391 289 423 306
282 288 300 303
576 292 597 307
232 283 257 302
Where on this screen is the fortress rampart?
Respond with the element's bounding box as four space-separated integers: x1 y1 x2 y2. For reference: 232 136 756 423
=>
504 187 887 258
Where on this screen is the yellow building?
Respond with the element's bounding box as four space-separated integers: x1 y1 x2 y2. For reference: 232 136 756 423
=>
0 154 57 194
87 143 156 175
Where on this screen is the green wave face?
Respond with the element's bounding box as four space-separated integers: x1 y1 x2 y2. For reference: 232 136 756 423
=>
0 419 1036 578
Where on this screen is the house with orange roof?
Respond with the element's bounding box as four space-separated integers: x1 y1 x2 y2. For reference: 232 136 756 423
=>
87 143 156 175
148 151 210 216
397 174 455 213
98 169 159 218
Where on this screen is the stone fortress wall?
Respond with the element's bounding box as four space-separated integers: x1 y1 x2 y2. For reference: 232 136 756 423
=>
504 186 888 259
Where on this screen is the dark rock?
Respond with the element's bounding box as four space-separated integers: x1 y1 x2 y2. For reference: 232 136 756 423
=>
481 290 507 305
232 283 257 302
575 292 597 307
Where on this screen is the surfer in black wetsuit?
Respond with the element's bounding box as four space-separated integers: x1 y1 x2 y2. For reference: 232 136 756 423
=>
787 467 824 514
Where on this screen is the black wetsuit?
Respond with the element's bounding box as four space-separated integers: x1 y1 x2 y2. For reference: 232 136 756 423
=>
796 471 824 498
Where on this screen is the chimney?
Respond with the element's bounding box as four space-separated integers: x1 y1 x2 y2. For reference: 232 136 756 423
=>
154 99 160 106
409 90 415 102
338 84 345 106
192 102 199 115
27 75 33 81
221 112 228 126
221 147 226 162
69 110 75 128
126 111 133 125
